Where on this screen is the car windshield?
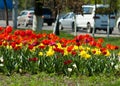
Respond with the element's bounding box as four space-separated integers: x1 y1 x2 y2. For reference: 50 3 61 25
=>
62 12 74 18
43 8 52 15
19 11 27 16
83 7 93 14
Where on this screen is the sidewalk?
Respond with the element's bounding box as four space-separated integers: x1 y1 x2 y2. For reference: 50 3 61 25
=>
68 29 120 37
0 20 13 27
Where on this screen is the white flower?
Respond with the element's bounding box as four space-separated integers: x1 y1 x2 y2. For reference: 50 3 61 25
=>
111 62 114 66
0 56 4 62
115 64 120 70
68 68 72 72
19 69 22 73
72 64 77 68
118 56 120 62
0 64 4 67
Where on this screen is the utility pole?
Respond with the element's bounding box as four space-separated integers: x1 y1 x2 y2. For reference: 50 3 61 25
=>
92 0 97 37
53 0 60 35
12 0 18 29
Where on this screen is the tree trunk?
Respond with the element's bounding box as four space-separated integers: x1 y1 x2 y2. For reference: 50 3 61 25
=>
3 0 9 26
32 15 43 31
32 0 43 31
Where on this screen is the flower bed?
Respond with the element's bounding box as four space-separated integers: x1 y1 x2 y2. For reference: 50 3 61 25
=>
0 26 120 76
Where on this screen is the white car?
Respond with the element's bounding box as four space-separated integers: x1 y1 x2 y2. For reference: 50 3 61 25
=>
17 10 34 27
59 4 116 34
17 10 28 20
116 17 120 32
59 12 75 31
76 4 116 34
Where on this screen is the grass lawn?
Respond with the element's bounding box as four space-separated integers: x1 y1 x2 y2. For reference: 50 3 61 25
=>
0 29 120 86
0 72 120 86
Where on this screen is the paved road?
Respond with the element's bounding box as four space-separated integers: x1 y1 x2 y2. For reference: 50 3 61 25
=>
0 20 13 27
0 20 120 37
68 28 120 37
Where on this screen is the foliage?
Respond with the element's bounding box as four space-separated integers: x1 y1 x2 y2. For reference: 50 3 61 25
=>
0 26 120 77
18 0 34 10
18 0 120 11
17 0 120 18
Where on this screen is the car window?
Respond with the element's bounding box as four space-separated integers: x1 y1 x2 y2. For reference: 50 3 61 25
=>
83 7 93 14
22 12 28 16
70 13 75 18
66 14 72 18
29 12 34 15
63 13 73 19
62 13 69 18
19 12 26 16
43 8 52 15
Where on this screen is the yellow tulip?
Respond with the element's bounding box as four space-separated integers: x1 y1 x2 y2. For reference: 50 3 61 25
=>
105 50 111 57
79 50 91 59
39 52 43 56
64 49 69 56
57 43 62 48
16 43 23 47
73 45 79 50
118 51 120 56
46 46 54 56
6 45 12 49
84 54 91 59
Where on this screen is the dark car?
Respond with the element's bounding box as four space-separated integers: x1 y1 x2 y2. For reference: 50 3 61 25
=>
42 7 55 26
29 7 55 26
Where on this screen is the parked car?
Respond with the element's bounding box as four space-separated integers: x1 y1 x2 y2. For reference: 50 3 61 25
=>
116 17 120 32
29 7 55 26
59 4 116 34
76 4 116 34
59 12 75 31
17 10 34 27
18 7 55 27
42 7 55 26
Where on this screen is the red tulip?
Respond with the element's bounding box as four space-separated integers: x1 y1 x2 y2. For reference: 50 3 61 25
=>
5 26 12 34
29 57 39 62
64 60 72 65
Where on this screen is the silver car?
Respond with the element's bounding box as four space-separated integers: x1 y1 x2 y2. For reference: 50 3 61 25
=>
17 10 34 27
59 12 75 31
116 17 120 32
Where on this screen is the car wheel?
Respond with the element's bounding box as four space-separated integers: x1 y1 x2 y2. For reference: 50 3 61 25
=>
87 23 92 33
106 29 112 34
17 23 20 26
109 29 112 34
17 21 20 26
72 22 78 32
59 23 63 30
72 22 74 32
118 23 120 32
47 22 52 26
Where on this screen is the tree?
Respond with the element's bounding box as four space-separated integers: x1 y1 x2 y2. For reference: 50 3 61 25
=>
18 0 34 10
32 0 43 31
3 0 9 26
